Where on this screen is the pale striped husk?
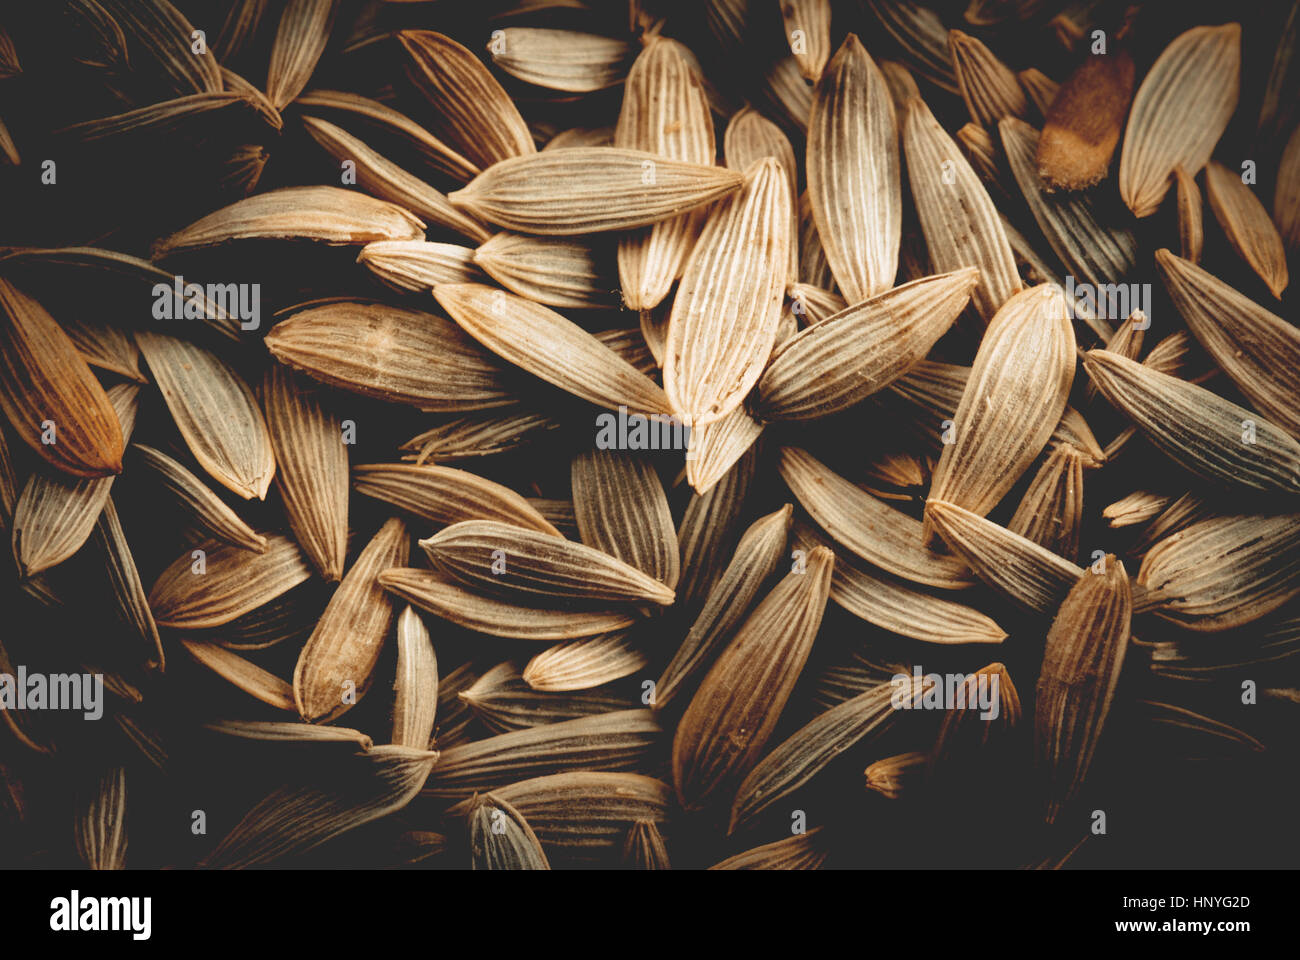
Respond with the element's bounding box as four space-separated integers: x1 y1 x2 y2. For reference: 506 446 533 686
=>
1118 24 1241 218
793 523 1005 645
865 751 928 799
201 719 371 750
354 462 559 536
1083 349 1300 495
421 520 674 607
264 365 347 581
461 661 636 733
1276 125 1300 251
1035 558 1131 824
265 301 513 410
0 426 19 529
447 771 670 864
595 327 658 375
1103 490 1172 529
448 148 742 236
135 331 274 500
572 448 678 589
949 29 1027 127
956 121 1002 190
709 828 827 870
676 448 756 613
1175 166 1204 262
781 446 974 590
379 568 635 641
1155 249 1300 437
684 409 765 496
436 661 482 748
1129 493 1213 559
92 497 164 670
398 30 534 170
391 606 438 750
294 517 409 722
725 107 799 284
730 681 904 832
622 819 670 869
180 640 296 711
544 127 615 151
1205 161 1288 297
466 793 550 870
1138 513 1300 632
997 213 1108 339
1086 312 1146 403
672 547 833 812
1007 445 1085 561
1018 68 1059 118
11 383 137 577
903 96 1020 323
265 0 337 109
297 89 480 184
781 0 832 80
1000 118 1138 292
152 186 425 259
656 505 793 714
864 0 959 94
474 233 616 309
150 534 312 629
302 117 490 244
1140 329 1216 384
204 745 438 868
762 56 813 132
488 28 629 93
63 318 144 383
807 35 900 303
786 283 847 324
925 284 1076 532
433 283 670 416
930 662 1020 770
96 0 221 97
0 277 124 478
424 709 659 798
797 191 833 288
75 766 127 870
401 412 558 464
523 632 647 692
662 158 791 426
755 269 978 421
925 499 1084 614
131 443 266 552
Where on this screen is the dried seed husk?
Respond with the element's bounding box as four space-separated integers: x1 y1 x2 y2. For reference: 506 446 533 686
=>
786 284 847 325
797 191 833 289
779 0 831 80
92 497 164 670
436 661 482 747
75 766 127 870
926 499 1084 613
762 56 813 133
398 30 535 171
202 720 373 750
51 90 279 142
96 0 221 97
572 448 678 589
903 96 1020 324
1155 249 1299 436
1276 125 1300 251
421 520 674 607
794 523 1005 645
474 233 617 309
448 148 742 236
1129 492 1213 559
544 127 616 151
1175 166 1204 262
448 771 670 864
926 283 1076 532
466 792 550 869
297 90 480 184
1084 349 1300 495
1035 558 1131 823
622 819 670 869
864 0 959 94
265 0 339 110
488 28 629 93
676 448 756 612
1204 161 1288 297
354 462 559 536
60 316 144 383
1103 490 1172 529
807 35 901 303
672 547 833 812
424 709 659 798
11 383 137 577
293 517 409 722
462 661 636 732
781 447 974 590
433 282 671 416
656 505 793 714
266 300 514 410
151 534 312 630
130 443 265 553
180 640 295 711
0 25 18 78
0 277 124 478
380 568 636 641
949 29 1027 127
997 213 1108 338
684 407 764 496
402 412 559 464
1018 68 1059 118
1007 445 1085 561
357 239 481 291
153 186 425 259
204 745 438 868
1036 48 1134 190
522 633 646 692
302 117 490 244
756 269 979 421
1119 24 1241 218
930 662 1021 771
865 751 928 798
1138 513 1300 632
392 606 437 750
1001 118 1138 294
135 331 274 500
709 827 827 870
1136 700 1265 757
725 107 799 285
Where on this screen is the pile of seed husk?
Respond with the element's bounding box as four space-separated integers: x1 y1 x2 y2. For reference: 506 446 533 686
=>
0 0 1298 871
